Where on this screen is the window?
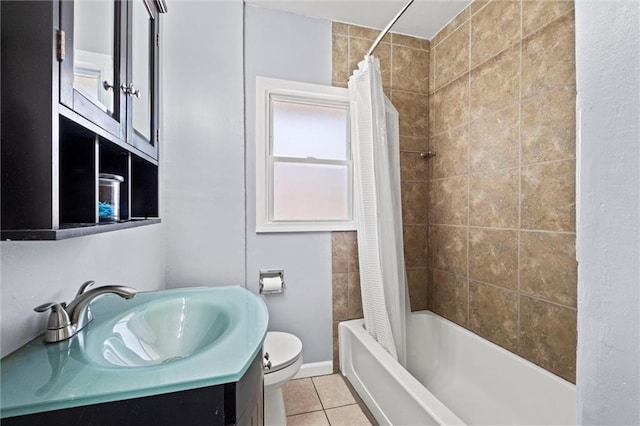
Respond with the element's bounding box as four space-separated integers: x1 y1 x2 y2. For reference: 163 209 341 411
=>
256 77 354 232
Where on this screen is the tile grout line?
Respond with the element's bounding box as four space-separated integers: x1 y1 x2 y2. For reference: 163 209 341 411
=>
429 156 577 182
435 7 573 94
311 376 326 412
434 266 577 311
323 408 332 426
466 14 472 326
286 378 322 417
431 6 470 52
427 41 433 311
309 371 371 416
429 222 577 236
390 39 394 90
341 375 378 425
432 79 575 139
303 373 375 425
521 6 576 43
517 0 524 355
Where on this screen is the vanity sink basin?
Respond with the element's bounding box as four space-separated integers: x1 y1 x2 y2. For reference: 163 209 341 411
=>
1 285 268 419
81 297 231 367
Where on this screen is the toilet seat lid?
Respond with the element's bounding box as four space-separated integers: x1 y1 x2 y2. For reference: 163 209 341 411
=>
263 332 302 373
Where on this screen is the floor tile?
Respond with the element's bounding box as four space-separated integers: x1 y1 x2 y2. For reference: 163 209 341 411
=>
287 410 330 426
325 404 373 426
312 374 356 409
283 378 323 416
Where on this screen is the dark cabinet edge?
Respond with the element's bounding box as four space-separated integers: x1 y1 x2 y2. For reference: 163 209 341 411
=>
154 0 168 14
1 219 161 241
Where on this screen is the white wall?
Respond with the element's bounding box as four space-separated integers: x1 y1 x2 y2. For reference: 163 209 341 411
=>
0 225 165 356
2 0 335 369
162 2 334 364
244 5 334 364
575 1 640 424
161 0 247 288
1 0 248 357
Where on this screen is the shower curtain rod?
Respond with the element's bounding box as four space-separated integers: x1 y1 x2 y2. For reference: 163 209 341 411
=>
367 0 415 56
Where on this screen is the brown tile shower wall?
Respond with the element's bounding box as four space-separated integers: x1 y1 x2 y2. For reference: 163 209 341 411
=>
331 23 431 371
428 0 577 382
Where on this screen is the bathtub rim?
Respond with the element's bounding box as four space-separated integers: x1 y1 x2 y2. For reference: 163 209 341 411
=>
339 310 576 426
408 310 576 390
339 315 465 426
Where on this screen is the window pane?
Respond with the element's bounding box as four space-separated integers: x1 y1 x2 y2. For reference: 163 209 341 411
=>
272 100 348 161
273 162 349 221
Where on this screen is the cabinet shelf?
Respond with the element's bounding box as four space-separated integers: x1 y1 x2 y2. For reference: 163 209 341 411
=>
0 219 161 241
59 105 158 166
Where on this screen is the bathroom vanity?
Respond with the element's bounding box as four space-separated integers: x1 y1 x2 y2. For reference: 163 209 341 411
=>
2 354 263 426
0 286 268 425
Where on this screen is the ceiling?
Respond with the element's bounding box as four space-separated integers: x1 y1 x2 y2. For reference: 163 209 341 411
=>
245 0 472 40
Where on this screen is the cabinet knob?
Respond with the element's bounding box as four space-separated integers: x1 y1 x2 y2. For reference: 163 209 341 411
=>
103 81 114 91
121 83 141 99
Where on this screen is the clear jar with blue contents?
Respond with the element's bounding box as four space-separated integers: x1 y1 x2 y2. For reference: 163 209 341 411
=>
98 173 124 222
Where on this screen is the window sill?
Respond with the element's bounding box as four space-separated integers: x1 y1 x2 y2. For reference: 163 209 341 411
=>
256 221 356 233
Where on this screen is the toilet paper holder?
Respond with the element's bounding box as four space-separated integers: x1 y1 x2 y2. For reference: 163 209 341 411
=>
259 269 285 294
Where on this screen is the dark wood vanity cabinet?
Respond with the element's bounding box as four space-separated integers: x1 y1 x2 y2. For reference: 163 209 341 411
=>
1 0 165 240
2 352 265 426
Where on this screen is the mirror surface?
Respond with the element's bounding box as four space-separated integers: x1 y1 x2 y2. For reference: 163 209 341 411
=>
132 0 152 141
73 0 116 114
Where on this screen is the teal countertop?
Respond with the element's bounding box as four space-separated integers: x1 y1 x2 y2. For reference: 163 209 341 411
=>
0 286 268 419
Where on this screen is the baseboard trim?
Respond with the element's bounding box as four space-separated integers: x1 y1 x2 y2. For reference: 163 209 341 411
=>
293 361 333 379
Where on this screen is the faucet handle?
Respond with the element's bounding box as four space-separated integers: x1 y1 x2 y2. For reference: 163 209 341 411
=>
34 302 57 313
34 302 75 343
34 302 72 330
75 280 95 297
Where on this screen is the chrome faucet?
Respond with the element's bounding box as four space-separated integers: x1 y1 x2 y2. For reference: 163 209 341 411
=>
34 281 137 343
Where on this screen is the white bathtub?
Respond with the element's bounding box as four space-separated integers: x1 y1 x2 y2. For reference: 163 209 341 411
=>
339 311 576 425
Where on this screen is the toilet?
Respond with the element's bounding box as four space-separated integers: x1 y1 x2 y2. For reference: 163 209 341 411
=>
263 331 303 425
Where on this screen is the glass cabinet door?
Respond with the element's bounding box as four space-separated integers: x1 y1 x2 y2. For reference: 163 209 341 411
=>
60 0 126 140
73 0 116 114
126 0 159 159
131 0 151 141
60 0 160 160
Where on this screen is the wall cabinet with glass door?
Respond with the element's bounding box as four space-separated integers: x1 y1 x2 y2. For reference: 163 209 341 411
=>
0 0 165 240
60 0 162 160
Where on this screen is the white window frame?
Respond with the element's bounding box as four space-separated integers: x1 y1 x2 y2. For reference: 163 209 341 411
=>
255 77 355 233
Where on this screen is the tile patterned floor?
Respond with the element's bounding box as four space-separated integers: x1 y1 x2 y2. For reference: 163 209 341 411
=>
283 374 376 425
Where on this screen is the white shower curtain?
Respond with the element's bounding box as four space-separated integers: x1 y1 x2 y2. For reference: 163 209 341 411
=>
349 55 408 367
